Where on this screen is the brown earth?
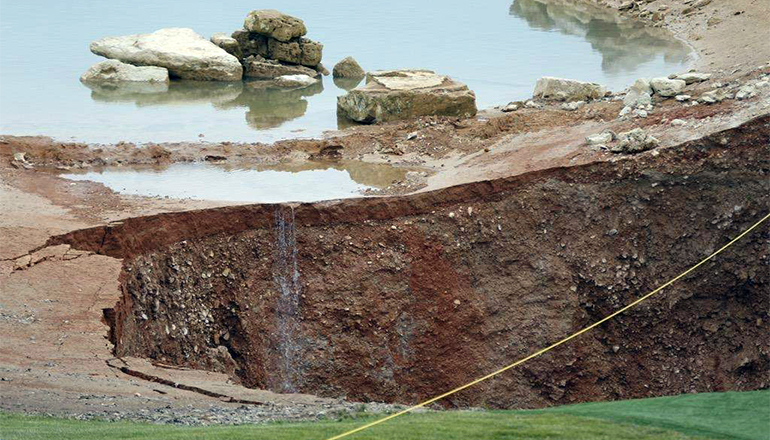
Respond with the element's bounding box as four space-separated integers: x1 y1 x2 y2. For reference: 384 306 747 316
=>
50 116 770 407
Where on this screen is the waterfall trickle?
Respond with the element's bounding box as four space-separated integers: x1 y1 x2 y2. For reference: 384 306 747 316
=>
273 206 302 393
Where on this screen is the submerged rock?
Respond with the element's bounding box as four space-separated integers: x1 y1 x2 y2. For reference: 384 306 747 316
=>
242 56 319 80
90 28 242 81
650 77 686 97
80 60 169 84
333 57 365 79
337 69 477 123
611 128 659 154
274 74 318 89
244 10 307 42
210 32 242 59
533 77 608 102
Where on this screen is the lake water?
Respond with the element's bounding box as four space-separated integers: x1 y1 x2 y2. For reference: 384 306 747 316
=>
0 0 692 144
61 161 413 203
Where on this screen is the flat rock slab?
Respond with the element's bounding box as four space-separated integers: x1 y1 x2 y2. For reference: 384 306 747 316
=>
80 60 169 84
242 56 319 79
337 69 477 123
90 28 243 81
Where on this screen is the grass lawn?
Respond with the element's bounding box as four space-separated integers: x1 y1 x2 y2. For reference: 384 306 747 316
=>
1 390 767 440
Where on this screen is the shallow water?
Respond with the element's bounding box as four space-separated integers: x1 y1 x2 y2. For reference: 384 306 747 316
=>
0 0 691 143
60 161 412 203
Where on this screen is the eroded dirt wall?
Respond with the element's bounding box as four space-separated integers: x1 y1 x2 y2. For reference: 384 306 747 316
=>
54 116 770 408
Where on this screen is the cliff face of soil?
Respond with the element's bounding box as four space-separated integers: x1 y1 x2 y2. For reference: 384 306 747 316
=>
52 116 770 408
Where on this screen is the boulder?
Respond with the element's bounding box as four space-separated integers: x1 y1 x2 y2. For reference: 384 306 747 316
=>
210 32 242 59
611 128 659 154
266 37 323 67
623 78 653 107
268 39 301 64
533 77 607 102
232 30 268 59
333 56 365 78
315 63 330 76
650 77 686 97
90 28 243 81
244 10 307 42
242 56 319 79
337 69 477 123
80 60 169 84
274 74 318 88
674 72 711 84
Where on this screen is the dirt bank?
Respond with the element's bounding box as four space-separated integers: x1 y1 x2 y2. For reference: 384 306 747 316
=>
49 116 770 408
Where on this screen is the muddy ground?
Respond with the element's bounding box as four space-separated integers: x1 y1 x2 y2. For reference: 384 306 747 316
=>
1 0 769 426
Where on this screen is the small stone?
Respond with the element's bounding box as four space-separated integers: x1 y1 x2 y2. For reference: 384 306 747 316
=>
650 77 686 97
735 85 756 100
586 131 615 145
561 100 585 111
670 119 687 126
453 299 461 305
675 94 691 102
674 72 711 84
502 102 519 112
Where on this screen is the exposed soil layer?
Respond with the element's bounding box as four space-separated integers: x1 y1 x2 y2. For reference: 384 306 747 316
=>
51 116 770 408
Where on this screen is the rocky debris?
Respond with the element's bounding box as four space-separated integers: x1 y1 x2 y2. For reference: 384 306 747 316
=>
273 74 318 89
210 33 242 59
10 152 32 169
244 10 307 43
243 56 320 80
699 88 733 104
80 60 169 84
671 119 687 126
337 69 477 123
333 56 365 79
524 100 543 109
90 28 243 81
561 101 585 111
623 78 653 107
675 94 691 102
673 72 712 84
533 77 607 102
586 131 615 145
649 77 686 97
611 128 659 154
736 84 757 100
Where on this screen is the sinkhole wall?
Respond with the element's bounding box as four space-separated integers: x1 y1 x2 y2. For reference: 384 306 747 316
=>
53 116 770 408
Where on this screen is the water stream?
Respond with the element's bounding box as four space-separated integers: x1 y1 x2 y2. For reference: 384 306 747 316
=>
272 206 302 392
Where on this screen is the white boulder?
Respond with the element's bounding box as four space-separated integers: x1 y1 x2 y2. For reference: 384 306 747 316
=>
624 78 653 107
650 77 687 97
533 77 608 102
80 60 169 84
90 28 243 81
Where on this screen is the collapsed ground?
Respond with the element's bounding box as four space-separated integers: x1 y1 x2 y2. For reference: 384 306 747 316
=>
1 0 769 426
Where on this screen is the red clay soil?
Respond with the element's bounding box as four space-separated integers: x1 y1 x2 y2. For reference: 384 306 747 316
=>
51 115 770 409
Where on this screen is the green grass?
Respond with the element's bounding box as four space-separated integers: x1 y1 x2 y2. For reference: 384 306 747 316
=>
0 390 767 440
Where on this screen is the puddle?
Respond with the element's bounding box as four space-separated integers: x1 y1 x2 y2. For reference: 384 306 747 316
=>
0 0 691 143
60 161 415 203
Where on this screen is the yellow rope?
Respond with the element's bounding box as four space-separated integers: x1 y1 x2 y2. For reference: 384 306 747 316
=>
322 212 770 440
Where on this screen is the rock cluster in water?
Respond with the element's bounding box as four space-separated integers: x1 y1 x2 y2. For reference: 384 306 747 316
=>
224 10 325 81
83 10 325 86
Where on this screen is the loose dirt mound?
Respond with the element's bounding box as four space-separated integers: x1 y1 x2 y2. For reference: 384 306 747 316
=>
51 116 770 408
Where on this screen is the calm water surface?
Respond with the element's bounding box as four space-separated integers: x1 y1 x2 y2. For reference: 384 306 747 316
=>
61 161 413 203
0 0 692 143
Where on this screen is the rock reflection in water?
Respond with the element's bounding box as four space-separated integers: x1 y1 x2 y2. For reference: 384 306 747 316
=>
510 0 691 74
215 80 324 130
84 79 324 130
